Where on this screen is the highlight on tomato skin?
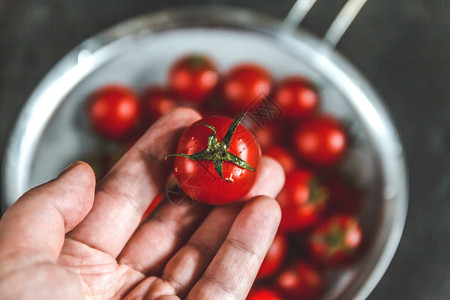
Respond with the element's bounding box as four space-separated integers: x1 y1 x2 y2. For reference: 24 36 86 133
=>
168 114 260 205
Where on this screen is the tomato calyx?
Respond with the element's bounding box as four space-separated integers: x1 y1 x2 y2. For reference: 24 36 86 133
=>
311 217 361 262
185 54 211 69
322 226 347 259
166 113 256 182
309 177 328 205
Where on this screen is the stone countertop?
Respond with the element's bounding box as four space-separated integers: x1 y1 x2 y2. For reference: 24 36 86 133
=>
1 0 449 299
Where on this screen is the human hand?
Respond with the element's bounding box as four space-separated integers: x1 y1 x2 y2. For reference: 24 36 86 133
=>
0 108 285 300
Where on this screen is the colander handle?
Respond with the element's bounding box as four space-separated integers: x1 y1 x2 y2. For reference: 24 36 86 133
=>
281 0 368 48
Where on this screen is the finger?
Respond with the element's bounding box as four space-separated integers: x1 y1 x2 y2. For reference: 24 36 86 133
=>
117 156 284 276
118 195 211 275
123 276 180 300
244 156 285 200
186 196 281 300
160 203 242 298
122 204 242 300
68 108 201 257
0 162 95 274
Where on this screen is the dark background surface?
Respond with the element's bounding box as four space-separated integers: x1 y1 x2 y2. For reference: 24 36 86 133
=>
0 0 449 299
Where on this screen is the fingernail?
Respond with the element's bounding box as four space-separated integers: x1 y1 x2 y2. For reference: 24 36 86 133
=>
59 161 80 177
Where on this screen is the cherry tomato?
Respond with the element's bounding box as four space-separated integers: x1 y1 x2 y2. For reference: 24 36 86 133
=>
222 63 272 113
276 261 324 299
276 169 328 233
257 234 288 279
308 214 362 266
250 122 282 152
274 76 319 118
87 85 140 139
293 115 347 167
141 86 177 125
169 114 260 205
247 288 282 300
168 54 219 104
264 145 297 174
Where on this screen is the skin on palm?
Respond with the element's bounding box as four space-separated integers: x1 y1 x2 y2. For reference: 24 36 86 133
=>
0 108 284 300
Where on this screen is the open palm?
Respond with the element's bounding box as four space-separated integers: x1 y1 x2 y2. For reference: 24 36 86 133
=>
0 108 284 300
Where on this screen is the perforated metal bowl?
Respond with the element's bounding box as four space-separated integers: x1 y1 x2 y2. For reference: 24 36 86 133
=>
2 4 407 299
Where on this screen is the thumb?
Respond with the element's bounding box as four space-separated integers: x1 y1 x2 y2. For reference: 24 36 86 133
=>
0 161 95 270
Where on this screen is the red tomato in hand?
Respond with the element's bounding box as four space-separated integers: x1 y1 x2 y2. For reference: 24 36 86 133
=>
247 288 282 300
257 234 288 279
141 86 177 125
274 76 319 118
308 214 362 266
87 85 139 139
276 169 328 233
222 63 272 113
276 261 324 299
264 145 297 174
168 54 219 104
294 115 347 167
169 114 260 205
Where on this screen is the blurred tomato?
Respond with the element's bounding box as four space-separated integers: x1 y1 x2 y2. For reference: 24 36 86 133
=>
222 63 272 113
293 115 347 167
277 169 328 233
257 234 288 279
308 214 362 266
322 175 363 215
168 54 219 103
276 261 324 299
250 123 281 151
274 76 319 118
141 86 177 125
87 85 139 139
264 145 297 174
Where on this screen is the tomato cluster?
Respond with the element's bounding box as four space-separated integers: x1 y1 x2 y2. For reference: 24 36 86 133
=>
84 53 366 299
